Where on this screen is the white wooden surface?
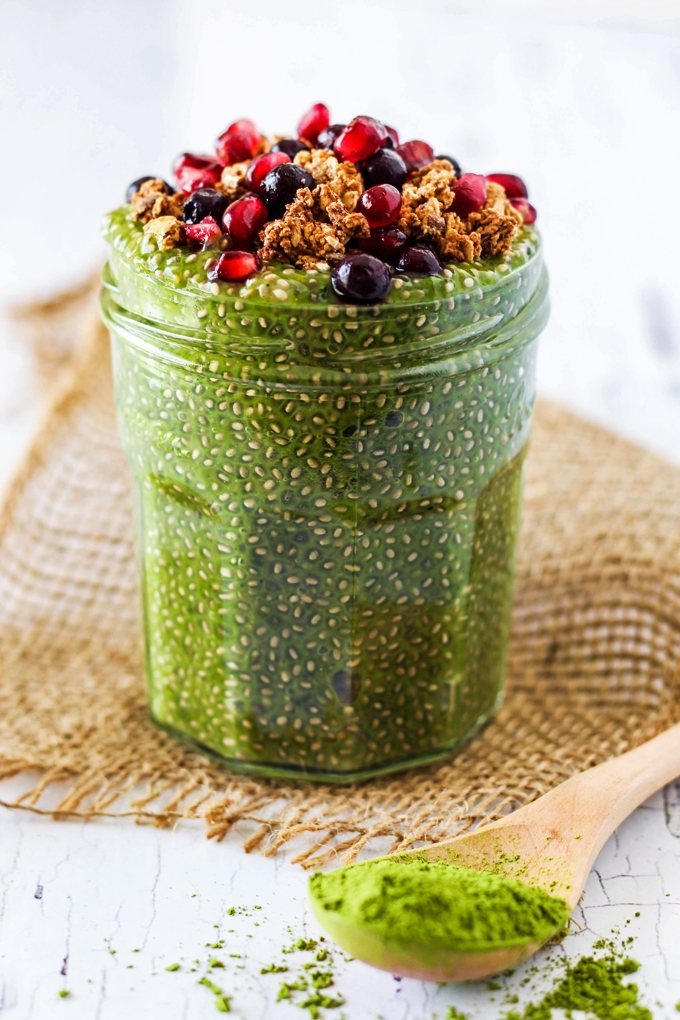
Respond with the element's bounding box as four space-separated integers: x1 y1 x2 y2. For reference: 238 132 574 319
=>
1 2 680 1016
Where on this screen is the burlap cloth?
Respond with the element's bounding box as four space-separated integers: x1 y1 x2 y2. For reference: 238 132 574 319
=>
2 280 679 869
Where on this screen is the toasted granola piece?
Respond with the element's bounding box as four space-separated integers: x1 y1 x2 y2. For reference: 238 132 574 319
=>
218 161 249 203
258 187 369 268
130 179 184 223
466 208 519 257
325 197 370 239
398 159 457 241
295 149 364 210
437 212 482 262
142 216 185 250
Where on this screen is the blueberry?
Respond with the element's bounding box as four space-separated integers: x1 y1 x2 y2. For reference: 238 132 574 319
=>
360 148 407 190
126 176 174 202
435 154 462 178
182 188 228 225
331 253 391 303
396 245 442 276
317 124 345 150
271 138 309 159
261 163 315 219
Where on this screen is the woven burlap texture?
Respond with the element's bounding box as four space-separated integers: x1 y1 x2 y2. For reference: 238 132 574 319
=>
2 283 680 869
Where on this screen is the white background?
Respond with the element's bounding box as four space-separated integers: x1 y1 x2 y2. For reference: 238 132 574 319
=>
0 2 679 1017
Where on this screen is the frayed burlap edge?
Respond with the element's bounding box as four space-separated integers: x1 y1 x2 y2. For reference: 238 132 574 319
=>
0 279 678 869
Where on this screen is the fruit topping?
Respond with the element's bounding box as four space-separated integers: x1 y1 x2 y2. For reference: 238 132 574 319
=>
260 163 315 219
245 151 291 193
331 252 391 303
182 188 228 225
297 103 330 145
385 125 400 147
126 176 156 202
395 140 434 173
335 117 387 163
317 124 345 150
486 173 527 199
436 154 462 178
510 197 537 224
360 148 407 190
221 118 260 156
450 173 488 217
396 245 442 276
216 131 256 167
356 184 402 229
271 138 309 159
207 250 261 282
173 153 221 193
222 194 268 247
184 216 222 247
129 178 184 222
357 226 408 264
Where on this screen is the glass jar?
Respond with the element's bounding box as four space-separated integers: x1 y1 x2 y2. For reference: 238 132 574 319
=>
100 231 548 782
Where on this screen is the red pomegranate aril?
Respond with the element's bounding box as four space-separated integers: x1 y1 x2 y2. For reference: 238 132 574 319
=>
216 131 256 166
450 173 488 217
297 103 330 144
510 197 537 224
184 216 222 246
222 194 268 247
395 140 434 173
173 152 222 174
223 118 260 156
357 226 408 264
385 125 400 147
357 184 402 229
207 251 261 282
335 116 387 163
175 164 220 194
486 173 528 199
245 151 291 193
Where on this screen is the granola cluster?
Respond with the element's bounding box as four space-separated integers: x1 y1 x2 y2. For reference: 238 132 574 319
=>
123 104 536 290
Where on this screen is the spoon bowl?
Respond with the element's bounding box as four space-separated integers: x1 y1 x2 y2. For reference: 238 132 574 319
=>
309 721 680 981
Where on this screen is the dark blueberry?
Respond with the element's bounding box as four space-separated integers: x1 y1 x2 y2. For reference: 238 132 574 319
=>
396 245 442 276
360 148 408 190
357 226 408 264
261 163 315 219
385 410 404 427
271 138 310 159
126 176 174 202
436 154 462 178
331 253 391 303
380 135 395 149
317 124 345 150
182 188 228 225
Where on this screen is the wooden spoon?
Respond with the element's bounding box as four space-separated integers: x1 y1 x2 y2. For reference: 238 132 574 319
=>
309 722 680 982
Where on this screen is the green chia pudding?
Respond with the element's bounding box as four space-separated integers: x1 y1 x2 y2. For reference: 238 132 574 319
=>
100 104 549 781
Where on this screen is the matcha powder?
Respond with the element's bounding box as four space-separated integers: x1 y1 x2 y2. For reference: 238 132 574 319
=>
309 856 569 952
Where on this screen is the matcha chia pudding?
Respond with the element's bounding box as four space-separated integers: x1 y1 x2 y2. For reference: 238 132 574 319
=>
100 103 548 781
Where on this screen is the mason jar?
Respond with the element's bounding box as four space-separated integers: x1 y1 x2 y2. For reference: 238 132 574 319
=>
100 219 548 782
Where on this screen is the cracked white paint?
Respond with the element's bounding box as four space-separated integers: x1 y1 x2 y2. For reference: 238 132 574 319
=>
0 790 677 1018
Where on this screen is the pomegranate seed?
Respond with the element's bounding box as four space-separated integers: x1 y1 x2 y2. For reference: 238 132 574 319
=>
510 197 537 224
173 153 221 193
357 184 402 229
450 173 488 217
486 173 528 199
297 103 330 144
335 117 387 163
207 251 261 282
245 151 291 193
357 226 408 264
395 140 434 173
175 164 220 194
216 131 256 166
222 194 268 247
385 125 400 147
223 118 260 155
184 216 222 247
